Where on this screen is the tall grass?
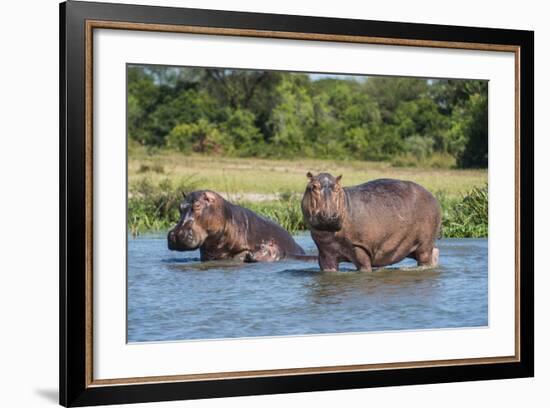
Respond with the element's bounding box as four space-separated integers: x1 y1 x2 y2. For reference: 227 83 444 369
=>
391 152 457 169
243 197 306 233
128 177 488 238
441 184 488 238
128 175 200 236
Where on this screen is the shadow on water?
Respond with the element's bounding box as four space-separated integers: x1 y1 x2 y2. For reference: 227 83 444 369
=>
299 266 444 302
165 259 250 272
161 257 201 264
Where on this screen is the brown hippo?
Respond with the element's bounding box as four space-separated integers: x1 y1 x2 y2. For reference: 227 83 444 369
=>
167 190 305 262
244 239 318 263
301 172 441 272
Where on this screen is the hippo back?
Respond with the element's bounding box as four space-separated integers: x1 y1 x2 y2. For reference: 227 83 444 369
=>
343 178 441 251
230 204 306 256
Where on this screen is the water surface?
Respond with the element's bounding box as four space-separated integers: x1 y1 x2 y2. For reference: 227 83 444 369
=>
127 234 487 342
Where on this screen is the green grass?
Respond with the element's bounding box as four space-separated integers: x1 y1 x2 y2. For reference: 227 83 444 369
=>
128 146 487 197
440 184 488 238
243 198 307 233
128 148 488 237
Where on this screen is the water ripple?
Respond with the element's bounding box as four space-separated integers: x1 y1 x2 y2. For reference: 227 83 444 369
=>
127 234 488 342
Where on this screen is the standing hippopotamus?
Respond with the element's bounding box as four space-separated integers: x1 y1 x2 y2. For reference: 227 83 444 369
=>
301 172 441 272
168 190 305 262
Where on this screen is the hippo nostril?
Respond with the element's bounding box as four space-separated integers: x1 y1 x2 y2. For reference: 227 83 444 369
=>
182 230 193 241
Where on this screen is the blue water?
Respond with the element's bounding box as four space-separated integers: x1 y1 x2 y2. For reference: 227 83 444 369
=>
127 234 488 342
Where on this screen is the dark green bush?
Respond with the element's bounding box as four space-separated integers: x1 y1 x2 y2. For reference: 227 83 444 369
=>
128 66 488 168
242 196 306 233
128 183 489 239
441 184 488 238
128 176 201 236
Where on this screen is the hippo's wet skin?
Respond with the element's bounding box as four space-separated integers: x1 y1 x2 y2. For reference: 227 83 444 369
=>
168 190 305 262
301 173 441 272
244 240 317 263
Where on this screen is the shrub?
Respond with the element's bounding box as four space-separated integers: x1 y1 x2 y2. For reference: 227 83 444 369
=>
137 163 164 174
391 152 456 168
239 196 306 233
128 176 201 236
221 109 264 156
441 184 488 238
167 119 229 155
127 177 488 239
403 135 435 160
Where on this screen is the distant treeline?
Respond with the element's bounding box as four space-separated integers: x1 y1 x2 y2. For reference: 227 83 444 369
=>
128 66 488 168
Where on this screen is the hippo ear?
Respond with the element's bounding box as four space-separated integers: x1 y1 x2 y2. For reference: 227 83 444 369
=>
306 171 314 179
336 175 343 184
203 191 217 204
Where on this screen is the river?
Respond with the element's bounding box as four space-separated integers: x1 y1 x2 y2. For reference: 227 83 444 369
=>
127 234 488 342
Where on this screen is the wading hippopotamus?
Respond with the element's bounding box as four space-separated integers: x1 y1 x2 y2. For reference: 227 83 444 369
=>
244 240 317 263
168 190 305 262
301 172 441 272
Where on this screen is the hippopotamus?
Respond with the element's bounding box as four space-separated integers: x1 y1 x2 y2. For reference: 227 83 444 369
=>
244 240 317 263
167 190 305 262
301 172 441 272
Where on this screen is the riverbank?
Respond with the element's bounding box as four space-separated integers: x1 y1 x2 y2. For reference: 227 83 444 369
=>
128 150 488 238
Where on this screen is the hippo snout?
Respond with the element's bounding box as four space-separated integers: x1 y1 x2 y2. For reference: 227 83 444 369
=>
167 230 178 250
167 223 201 251
319 212 339 222
312 213 343 231
167 228 191 248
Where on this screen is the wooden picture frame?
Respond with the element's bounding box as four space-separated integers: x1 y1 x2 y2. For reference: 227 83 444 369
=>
60 1 534 406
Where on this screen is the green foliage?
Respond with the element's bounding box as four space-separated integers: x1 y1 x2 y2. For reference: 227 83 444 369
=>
138 163 164 174
167 119 229 154
391 152 456 169
457 94 489 168
243 196 306 233
128 180 488 238
222 109 264 156
128 176 201 236
441 184 488 238
269 77 315 156
128 66 488 168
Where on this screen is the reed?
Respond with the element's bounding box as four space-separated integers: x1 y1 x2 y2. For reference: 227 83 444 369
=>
128 182 488 238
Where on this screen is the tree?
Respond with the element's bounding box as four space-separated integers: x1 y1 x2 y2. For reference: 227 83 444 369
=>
268 76 315 156
457 94 488 168
364 77 429 123
167 119 229 154
127 66 489 168
221 109 264 156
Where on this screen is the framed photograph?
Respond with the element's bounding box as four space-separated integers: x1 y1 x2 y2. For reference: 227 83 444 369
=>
60 1 534 406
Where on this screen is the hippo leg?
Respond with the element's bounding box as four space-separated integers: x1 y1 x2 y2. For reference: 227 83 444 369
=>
318 252 339 272
431 247 439 266
414 246 439 267
351 247 372 273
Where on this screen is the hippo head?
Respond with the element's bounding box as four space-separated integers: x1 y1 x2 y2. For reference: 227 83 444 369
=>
301 172 345 231
245 240 280 263
167 190 225 251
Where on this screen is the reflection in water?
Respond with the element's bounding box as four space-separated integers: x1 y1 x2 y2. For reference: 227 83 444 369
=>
127 234 488 342
162 257 201 264
303 267 443 303
167 259 246 271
